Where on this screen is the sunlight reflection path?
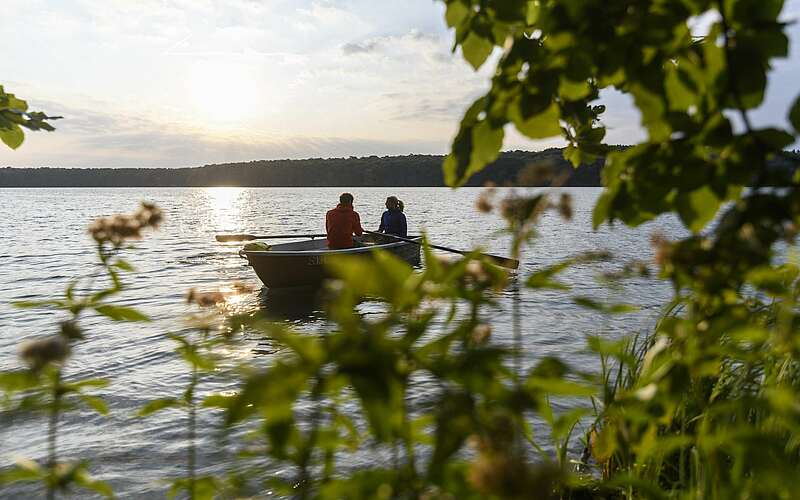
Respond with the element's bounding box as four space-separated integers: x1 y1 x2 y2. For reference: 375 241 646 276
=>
205 186 246 231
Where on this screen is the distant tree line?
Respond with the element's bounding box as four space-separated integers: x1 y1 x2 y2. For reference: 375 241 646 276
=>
1 149 606 187
2 147 796 188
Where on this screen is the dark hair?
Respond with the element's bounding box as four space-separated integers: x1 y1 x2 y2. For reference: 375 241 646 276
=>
339 192 354 205
386 196 399 209
398 199 404 212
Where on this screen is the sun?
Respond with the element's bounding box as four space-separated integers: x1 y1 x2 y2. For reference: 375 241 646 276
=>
188 61 263 125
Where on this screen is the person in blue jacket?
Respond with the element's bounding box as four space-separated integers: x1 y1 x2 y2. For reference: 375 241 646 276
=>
378 196 407 237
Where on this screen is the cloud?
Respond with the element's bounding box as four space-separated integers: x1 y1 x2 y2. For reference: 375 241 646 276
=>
0 102 449 168
388 94 481 122
341 30 440 55
342 40 381 55
2 0 799 167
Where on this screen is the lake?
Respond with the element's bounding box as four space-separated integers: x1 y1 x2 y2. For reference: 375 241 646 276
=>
0 187 686 498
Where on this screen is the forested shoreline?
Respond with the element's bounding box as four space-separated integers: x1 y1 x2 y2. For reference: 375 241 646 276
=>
1 148 606 187
4 147 798 188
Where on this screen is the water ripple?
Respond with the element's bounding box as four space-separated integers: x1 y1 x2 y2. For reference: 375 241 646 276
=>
0 187 684 497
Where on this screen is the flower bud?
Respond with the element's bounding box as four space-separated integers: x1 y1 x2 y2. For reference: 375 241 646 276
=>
186 288 226 307
19 336 71 370
471 324 492 344
59 320 84 340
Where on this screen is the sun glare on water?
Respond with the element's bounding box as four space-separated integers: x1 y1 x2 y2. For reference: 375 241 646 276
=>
208 186 242 207
206 186 245 229
189 62 262 125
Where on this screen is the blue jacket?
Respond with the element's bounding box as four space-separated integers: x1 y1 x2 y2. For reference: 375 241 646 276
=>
379 209 407 237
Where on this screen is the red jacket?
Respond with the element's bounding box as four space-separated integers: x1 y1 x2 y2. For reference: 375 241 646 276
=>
326 204 364 249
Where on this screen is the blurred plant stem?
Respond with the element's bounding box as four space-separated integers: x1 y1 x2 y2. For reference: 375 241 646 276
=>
186 363 198 499
46 369 61 500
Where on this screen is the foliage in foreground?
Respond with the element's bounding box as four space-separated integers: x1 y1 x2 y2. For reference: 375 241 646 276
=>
436 0 800 498
4 0 800 498
0 85 59 150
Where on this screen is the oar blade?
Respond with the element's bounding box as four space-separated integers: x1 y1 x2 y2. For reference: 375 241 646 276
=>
215 234 257 242
483 253 520 270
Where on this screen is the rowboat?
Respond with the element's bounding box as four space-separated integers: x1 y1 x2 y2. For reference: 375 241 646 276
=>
239 233 422 289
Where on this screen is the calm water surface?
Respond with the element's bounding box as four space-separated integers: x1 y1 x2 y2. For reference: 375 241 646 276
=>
0 187 686 498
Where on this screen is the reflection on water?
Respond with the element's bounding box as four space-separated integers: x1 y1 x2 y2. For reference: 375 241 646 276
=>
205 186 246 231
256 286 327 322
248 287 330 356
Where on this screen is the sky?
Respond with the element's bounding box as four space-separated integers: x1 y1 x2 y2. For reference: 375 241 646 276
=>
1 0 799 168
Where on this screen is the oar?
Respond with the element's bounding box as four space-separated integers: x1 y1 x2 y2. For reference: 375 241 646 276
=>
364 230 519 270
215 233 327 242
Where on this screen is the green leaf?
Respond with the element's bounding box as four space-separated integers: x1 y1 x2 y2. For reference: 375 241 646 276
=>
167 479 183 499
592 191 613 229
0 370 40 393
461 32 493 70
729 326 769 343
676 185 720 233
573 297 639 314
728 49 767 109
790 94 800 133
5 95 29 112
90 286 121 305
275 326 327 362
630 83 670 142
443 105 504 187
559 78 591 101
530 357 569 379
586 335 637 367
527 253 610 290
552 407 590 441
0 458 44 485
78 394 109 416
167 476 218 500
747 264 800 295
562 145 579 169
591 426 618 462
511 101 561 139
527 377 596 396
178 347 216 371
753 128 795 150
13 299 67 309
665 68 696 111
328 249 416 307
112 258 135 272
429 391 474 480
63 378 110 390
193 476 219 500
74 467 114 498
445 0 470 28
526 263 572 290
202 393 237 409
471 120 504 167
332 411 362 450
65 280 78 301
138 397 181 417
94 304 150 322
545 32 575 51
0 122 24 149
493 0 527 22
526 1 540 24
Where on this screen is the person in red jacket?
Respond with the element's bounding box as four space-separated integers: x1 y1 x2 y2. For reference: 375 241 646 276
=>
326 192 364 249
